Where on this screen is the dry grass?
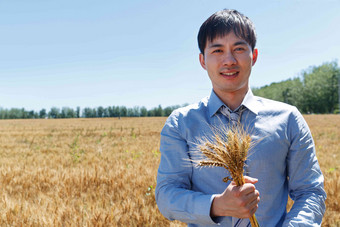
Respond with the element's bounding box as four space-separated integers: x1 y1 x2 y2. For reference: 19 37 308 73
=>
0 115 338 226
304 115 340 227
0 117 181 226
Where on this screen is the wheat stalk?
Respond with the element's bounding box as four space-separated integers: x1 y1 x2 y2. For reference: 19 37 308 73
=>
197 123 260 227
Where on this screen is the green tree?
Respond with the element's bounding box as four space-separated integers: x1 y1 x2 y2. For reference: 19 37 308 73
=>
76 107 81 118
61 107 76 118
140 106 148 117
120 106 127 117
112 106 120 117
127 108 134 117
0 108 6 119
27 110 36 119
97 106 105 118
39 109 47 118
163 106 173 116
155 105 163 116
83 107 94 118
253 61 340 114
8 108 23 119
301 61 339 113
49 107 60 118
147 109 155 117
253 78 303 107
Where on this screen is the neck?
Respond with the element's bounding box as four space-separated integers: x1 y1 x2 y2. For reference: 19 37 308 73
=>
214 88 248 111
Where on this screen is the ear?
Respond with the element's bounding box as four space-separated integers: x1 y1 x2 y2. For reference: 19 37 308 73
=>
252 48 258 66
199 53 207 70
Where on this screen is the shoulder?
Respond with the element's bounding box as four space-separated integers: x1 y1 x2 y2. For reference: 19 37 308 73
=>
254 96 308 131
254 96 300 117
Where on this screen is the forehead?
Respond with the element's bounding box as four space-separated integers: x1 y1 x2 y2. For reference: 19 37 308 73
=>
206 32 248 47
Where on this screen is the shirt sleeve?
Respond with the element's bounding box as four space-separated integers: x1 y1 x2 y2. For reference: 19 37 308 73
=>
155 112 219 225
283 108 327 226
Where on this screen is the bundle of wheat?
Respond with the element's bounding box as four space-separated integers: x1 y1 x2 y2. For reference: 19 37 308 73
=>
197 123 260 227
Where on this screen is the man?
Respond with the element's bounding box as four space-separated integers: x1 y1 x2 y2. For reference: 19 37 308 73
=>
155 9 326 226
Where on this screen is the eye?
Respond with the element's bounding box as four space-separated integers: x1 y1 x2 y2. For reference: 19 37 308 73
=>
234 47 245 52
212 49 223 54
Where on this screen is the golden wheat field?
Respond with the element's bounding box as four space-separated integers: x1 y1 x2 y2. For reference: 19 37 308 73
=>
0 115 339 226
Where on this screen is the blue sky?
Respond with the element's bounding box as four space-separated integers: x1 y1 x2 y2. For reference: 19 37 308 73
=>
0 0 339 111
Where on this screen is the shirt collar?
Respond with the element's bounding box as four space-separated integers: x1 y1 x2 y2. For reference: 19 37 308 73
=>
208 89 259 117
208 90 225 117
242 89 259 115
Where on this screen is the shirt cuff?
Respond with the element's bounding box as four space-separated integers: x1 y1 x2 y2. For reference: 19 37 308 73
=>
187 193 222 225
210 194 223 225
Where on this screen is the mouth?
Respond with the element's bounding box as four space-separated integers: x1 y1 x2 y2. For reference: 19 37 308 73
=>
220 70 239 78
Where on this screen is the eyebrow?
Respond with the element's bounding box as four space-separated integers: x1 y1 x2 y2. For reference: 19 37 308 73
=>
207 41 248 49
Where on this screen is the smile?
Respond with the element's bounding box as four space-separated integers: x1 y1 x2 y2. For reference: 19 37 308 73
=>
220 72 238 76
220 71 239 78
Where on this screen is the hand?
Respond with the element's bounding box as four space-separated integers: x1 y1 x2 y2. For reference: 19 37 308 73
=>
210 176 260 219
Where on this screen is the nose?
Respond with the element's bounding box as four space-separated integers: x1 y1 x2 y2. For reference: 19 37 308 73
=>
222 51 237 66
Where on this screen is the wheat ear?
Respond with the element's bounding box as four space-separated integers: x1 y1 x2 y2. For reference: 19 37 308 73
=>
197 123 260 227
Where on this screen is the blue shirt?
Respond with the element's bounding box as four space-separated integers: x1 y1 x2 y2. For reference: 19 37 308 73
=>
155 89 326 227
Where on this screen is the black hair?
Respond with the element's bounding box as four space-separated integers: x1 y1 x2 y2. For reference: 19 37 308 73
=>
197 9 256 54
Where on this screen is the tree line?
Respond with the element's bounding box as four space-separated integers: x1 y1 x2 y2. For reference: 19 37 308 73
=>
0 104 186 119
1 61 339 119
253 61 340 114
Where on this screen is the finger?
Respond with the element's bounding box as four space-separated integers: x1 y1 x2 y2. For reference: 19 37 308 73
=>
246 191 260 208
237 194 259 218
249 203 259 216
244 176 258 184
239 183 256 195
241 197 259 217
230 180 257 197
250 198 260 215
244 187 259 197
241 190 259 208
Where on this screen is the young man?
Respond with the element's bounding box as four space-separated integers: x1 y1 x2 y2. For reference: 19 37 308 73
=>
155 9 326 226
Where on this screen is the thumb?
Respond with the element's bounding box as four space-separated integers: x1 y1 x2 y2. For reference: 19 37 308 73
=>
244 176 258 184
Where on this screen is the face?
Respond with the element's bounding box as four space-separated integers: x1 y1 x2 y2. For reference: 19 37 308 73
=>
199 32 258 97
